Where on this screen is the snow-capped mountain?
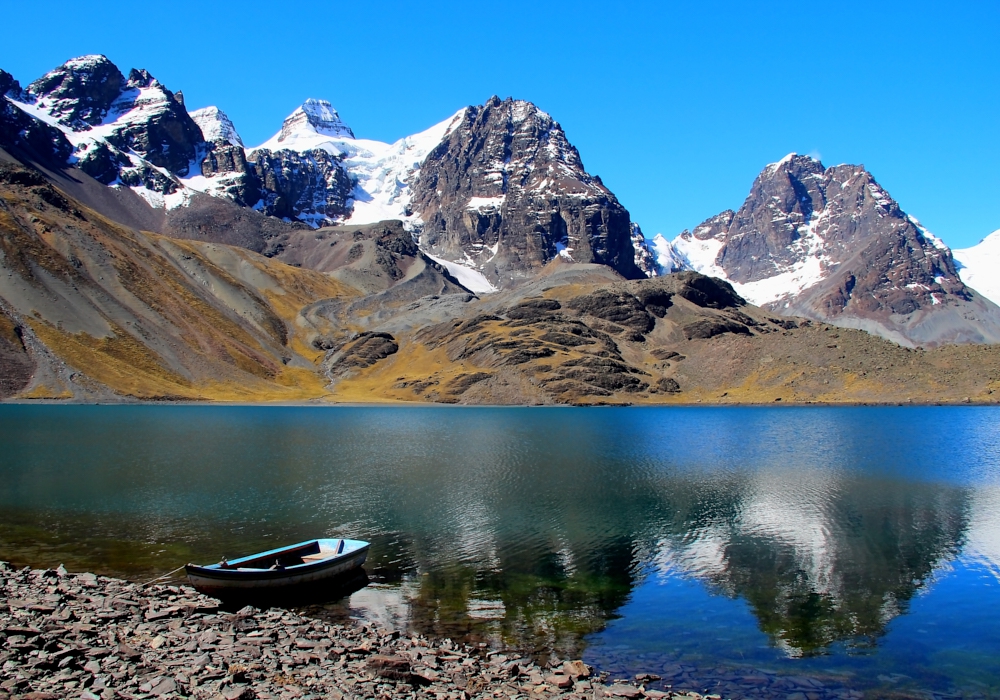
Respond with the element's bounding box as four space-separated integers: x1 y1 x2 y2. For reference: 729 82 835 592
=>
0 56 648 290
954 230 1000 307
8 55 204 201
650 154 1000 346
257 98 355 146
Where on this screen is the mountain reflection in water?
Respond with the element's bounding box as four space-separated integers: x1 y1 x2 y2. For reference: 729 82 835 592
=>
0 405 998 693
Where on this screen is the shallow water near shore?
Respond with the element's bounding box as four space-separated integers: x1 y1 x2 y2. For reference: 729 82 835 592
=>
1 404 999 697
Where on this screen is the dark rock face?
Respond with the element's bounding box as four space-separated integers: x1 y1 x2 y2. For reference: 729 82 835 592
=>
190 107 260 207
104 69 203 176
200 142 260 206
0 70 21 98
505 298 562 320
669 271 744 310
411 96 643 286
682 318 751 340
25 55 124 129
566 290 654 332
0 92 74 167
75 140 124 184
249 148 353 223
327 331 399 378
713 156 965 309
678 155 998 345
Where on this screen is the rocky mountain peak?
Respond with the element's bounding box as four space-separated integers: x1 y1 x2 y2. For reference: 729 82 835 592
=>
275 99 354 144
26 54 124 130
12 55 204 185
411 96 642 286
126 68 157 89
190 106 244 147
0 70 21 98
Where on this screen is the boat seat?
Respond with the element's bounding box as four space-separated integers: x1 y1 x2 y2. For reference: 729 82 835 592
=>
301 553 332 562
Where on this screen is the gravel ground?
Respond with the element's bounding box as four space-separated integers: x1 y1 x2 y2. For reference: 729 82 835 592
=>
0 563 716 700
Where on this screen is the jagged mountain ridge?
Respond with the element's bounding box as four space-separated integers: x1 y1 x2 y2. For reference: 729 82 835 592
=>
651 154 1000 347
1 55 645 289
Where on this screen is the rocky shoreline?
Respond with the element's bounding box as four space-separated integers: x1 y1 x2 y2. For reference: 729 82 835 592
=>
0 563 714 700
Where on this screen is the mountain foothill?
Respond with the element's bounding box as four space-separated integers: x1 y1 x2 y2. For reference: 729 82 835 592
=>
1 55 998 404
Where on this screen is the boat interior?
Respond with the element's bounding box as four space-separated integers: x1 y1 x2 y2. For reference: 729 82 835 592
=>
218 539 345 570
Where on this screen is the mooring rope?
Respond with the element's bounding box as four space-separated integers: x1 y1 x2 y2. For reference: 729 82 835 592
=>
140 565 187 587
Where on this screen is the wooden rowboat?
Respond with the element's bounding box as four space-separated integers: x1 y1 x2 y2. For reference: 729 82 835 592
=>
185 538 370 596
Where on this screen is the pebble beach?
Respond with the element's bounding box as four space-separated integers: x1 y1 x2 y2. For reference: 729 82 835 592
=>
0 563 709 700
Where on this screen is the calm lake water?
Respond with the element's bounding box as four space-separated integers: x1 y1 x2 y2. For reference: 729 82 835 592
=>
1 405 999 697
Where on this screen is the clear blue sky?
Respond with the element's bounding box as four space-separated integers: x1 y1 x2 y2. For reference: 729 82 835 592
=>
2 0 997 248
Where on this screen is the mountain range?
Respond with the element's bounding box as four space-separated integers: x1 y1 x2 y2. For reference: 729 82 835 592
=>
1 54 998 404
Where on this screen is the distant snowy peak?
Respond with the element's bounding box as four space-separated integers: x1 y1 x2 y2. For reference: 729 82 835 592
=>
954 229 1000 307
650 233 692 274
190 106 243 147
292 99 354 138
235 105 467 228
258 99 355 151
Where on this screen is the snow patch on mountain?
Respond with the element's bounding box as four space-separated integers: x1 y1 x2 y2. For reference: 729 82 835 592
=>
129 183 192 210
735 256 828 308
252 104 466 226
424 252 498 294
467 195 505 212
663 208 835 307
671 229 727 280
176 166 241 204
6 96 65 131
954 229 1000 307
740 210 833 307
907 215 950 252
648 234 689 274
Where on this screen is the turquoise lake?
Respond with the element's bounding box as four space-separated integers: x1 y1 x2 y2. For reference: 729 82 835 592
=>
0 405 998 698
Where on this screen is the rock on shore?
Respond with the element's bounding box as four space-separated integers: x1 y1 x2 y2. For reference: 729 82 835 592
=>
0 563 718 700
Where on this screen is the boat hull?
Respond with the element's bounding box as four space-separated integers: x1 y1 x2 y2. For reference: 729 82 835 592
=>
185 539 369 595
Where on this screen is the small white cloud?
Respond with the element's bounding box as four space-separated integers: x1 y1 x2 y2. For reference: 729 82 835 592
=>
807 149 822 162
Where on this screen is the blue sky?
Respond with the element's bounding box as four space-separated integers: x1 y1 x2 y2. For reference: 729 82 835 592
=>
2 0 997 248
